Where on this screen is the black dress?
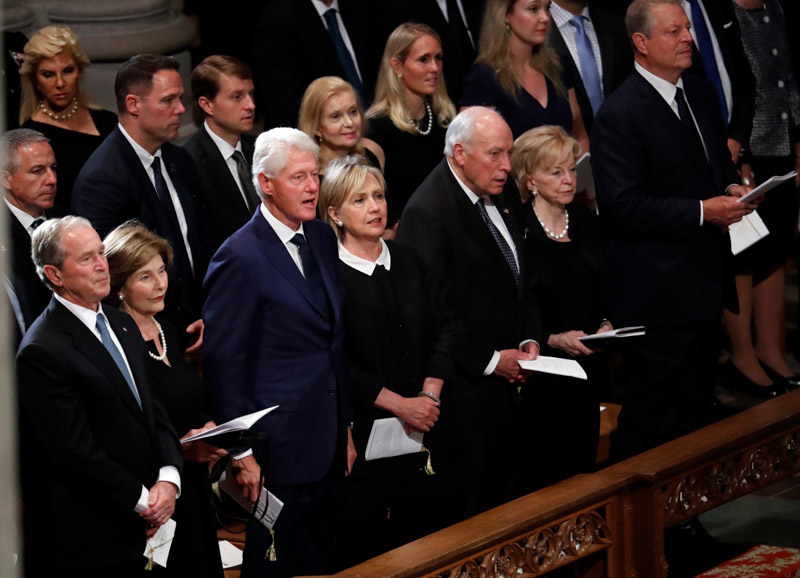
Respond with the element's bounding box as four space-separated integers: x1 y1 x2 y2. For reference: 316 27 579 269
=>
333 241 457 569
22 108 117 211
517 202 607 492
460 63 574 138
146 319 223 578
366 114 447 226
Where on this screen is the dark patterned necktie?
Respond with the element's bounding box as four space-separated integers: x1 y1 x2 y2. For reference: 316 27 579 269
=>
290 233 330 318
476 198 519 285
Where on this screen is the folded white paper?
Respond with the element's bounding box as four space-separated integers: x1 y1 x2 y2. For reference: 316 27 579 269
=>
737 171 796 204
579 326 646 344
181 406 278 443
518 356 588 380
143 518 176 568
218 540 244 569
218 467 284 530
365 417 423 461
729 211 770 255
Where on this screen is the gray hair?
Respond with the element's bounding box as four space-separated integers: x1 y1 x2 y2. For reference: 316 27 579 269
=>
626 0 683 53
1 128 50 174
444 106 501 158
252 127 319 194
31 215 93 290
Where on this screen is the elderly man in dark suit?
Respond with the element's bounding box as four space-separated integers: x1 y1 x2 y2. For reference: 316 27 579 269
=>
203 127 355 578
591 0 757 460
72 54 205 347
183 55 259 253
1 129 64 338
397 107 541 518
17 216 182 577
549 0 632 133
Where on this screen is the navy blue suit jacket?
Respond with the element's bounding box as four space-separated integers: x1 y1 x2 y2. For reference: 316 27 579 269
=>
202 211 351 486
72 126 207 330
592 70 739 328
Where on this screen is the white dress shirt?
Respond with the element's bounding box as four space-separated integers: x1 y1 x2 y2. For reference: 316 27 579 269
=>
118 123 195 272
551 2 605 88
435 0 476 48
52 293 181 510
260 203 306 276
4 197 43 237
204 121 252 209
311 0 363 82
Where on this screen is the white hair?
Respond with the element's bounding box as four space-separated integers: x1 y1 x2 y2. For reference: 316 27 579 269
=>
444 106 502 157
251 127 320 194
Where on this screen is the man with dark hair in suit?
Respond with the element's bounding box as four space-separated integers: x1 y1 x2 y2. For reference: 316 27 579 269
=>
203 127 355 578
184 55 258 253
17 216 182 577
1 128 63 337
72 54 206 348
397 106 541 518
549 0 632 133
591 0 757 460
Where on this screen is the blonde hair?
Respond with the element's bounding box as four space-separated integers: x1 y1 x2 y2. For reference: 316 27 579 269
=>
298 76 367 158
476 0 565 98
19 26 99 124
319 155 387 241
367 22 457 134
511 125 580 203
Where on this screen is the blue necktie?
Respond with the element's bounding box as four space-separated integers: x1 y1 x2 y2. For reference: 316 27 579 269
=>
569 15 604 115
322 8 364 98
476 199 519 286
95 314 142 409
290 233 330 319
687 0 728 127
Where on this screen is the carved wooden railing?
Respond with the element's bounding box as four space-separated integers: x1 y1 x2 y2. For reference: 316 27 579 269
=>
328 389 800 578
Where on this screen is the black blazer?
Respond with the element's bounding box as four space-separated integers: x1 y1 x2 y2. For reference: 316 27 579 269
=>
72 126 208 331
183 128 256 252
252 0 382 129
397 159 541 422
549 4 632 133
17 299 182 571
686 0 756 146
591 70 739 328
3 205 66 334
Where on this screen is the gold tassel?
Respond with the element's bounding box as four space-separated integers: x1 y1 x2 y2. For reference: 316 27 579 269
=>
422 445 436 476
145 548 154 571
265 529 277 561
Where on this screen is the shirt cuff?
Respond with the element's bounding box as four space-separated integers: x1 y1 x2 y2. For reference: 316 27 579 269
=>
134 486 149 513
483 351 501 376
519 339 539 351
158 466 181 498
232 448 253 460
699 200 704 226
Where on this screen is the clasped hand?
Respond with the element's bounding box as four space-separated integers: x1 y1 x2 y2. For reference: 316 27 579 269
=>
493 342 539 383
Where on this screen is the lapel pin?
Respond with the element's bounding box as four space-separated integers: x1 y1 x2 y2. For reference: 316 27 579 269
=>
122 327 128 332
503 208 509 214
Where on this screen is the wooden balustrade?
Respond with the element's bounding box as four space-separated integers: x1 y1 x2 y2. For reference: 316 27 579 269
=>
327 389 800 578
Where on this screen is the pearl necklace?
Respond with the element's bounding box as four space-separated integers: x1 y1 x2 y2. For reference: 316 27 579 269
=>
409 99 434 136
534 206 570 240
149 317 168 361
39 97 79 121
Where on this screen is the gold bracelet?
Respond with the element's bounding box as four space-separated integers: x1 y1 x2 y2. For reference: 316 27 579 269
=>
417 390 441 404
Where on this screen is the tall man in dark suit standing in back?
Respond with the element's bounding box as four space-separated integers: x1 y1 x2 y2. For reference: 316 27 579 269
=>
203 128 355 578
183 55 259 253
1 129 64 338
17 216 182 577
397 107 541 518
72 55 206 347
549 0 632 133
591 0 757 460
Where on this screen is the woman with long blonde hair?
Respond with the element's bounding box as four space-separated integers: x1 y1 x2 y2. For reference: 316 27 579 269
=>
19 25 117 209
367 23 457 228
461 0 589 152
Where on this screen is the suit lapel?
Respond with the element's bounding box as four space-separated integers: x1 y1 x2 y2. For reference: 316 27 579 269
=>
306 224 340 323
51 299 148 424
197 129 251 221
250 212 320 313
633 73 715 185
